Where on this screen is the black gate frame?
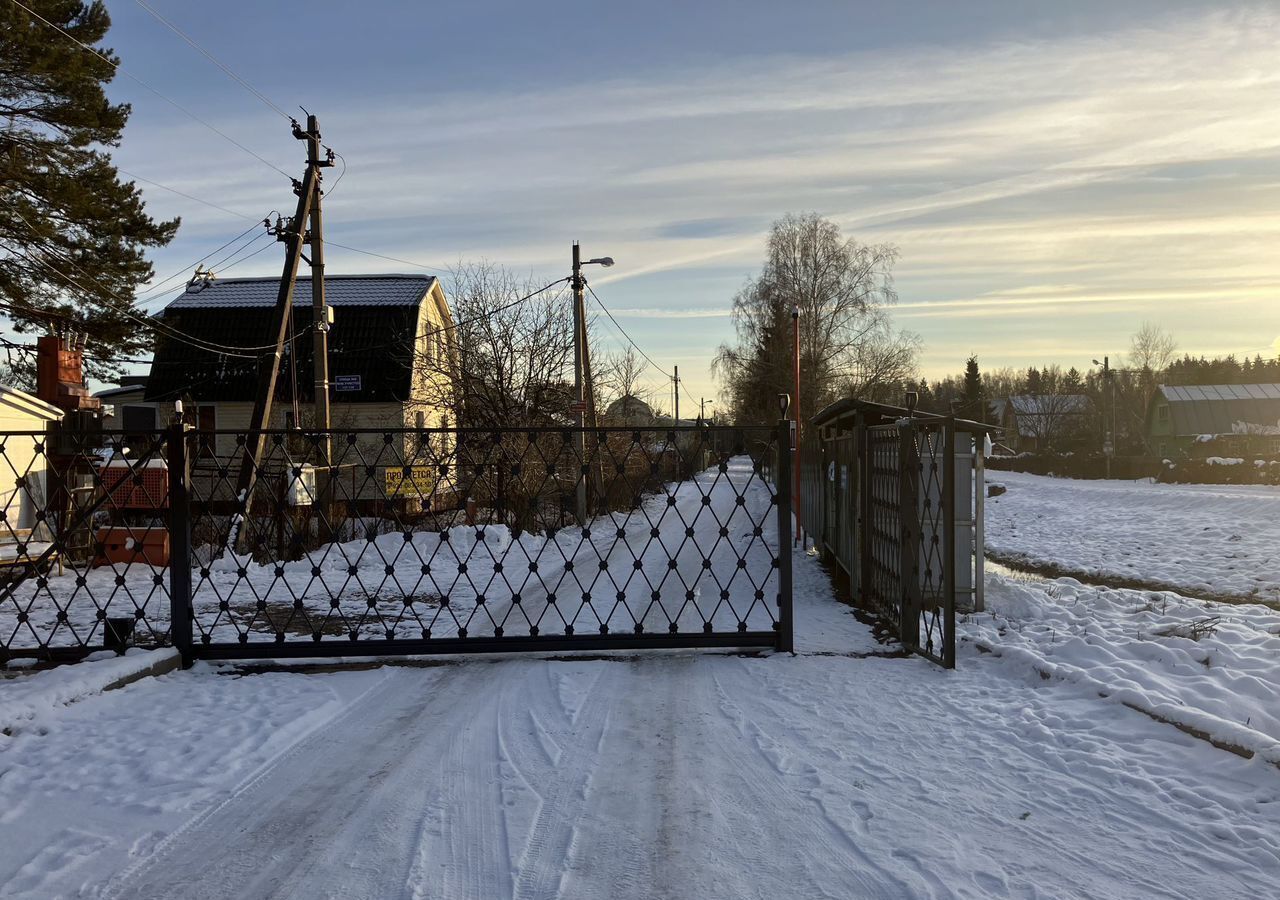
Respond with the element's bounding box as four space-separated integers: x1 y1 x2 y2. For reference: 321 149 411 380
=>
0 420 794 666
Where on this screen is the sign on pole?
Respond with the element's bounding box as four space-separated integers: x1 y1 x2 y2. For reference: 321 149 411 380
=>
334 375 362 392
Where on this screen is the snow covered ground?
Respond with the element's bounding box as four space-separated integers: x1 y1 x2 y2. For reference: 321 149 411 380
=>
3 548 1279 898
985 471 1280 604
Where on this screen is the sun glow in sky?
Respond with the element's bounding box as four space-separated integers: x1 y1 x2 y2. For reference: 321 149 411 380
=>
99 0 1280 402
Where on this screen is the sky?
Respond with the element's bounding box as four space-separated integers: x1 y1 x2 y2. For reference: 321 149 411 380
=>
76 0 1280 404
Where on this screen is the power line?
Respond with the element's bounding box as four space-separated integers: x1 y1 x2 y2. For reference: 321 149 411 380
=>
327 279 572 360
133 0 291 120
115 168 259 221
325 150 348 198
208 238 275 275
134 216 276 308
584 282 672 379
202 230 272 274
7 0 292 180
324 241 450 273
585 282 700 410
0 238 281 358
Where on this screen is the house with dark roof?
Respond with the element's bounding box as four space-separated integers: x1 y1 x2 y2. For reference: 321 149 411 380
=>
991 394 1094 452
144 274 455 460
1147 383 1280 457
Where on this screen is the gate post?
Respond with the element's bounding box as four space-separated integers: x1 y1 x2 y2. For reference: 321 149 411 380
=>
943 420 957 668
898 420 920 651
856 420 871 606
775 418 794 653
167 422 194 667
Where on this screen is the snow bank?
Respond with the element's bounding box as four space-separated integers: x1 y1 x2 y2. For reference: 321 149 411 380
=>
0 649 179 735
963 573 1280 764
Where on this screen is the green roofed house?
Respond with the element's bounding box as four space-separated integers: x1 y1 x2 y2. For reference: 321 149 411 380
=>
144 273 456 461
1146 383 1280 458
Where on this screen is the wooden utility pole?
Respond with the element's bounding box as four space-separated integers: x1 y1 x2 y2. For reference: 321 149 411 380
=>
233 116 330 539
305 114 334 462
569 241 614 524
673 365 680 422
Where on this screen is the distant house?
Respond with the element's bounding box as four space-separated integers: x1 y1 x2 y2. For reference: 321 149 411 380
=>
991 394 1093 453
1147 384 1280 458
604 394 655 425
144 274 456 461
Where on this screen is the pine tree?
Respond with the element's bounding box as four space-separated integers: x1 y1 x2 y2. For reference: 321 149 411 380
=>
962 355 983 419
1026 366 1042 394
1 1 178 379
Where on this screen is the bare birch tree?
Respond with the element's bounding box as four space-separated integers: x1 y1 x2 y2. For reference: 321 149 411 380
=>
714 213 917 425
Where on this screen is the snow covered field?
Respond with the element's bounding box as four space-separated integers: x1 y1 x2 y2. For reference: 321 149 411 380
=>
985 471 1280 604
3 550 1279 898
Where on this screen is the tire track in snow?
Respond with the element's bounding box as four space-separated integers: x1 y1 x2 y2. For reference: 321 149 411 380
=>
505 663 619 900
99 665 396 899
101 666 505 900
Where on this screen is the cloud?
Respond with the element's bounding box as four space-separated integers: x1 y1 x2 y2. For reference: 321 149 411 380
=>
115 5 1280 395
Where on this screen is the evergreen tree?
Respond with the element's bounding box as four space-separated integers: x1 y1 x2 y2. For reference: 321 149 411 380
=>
962 355 982 419
1026 366 1042 394
1063 366 1084 392
1 1 178 378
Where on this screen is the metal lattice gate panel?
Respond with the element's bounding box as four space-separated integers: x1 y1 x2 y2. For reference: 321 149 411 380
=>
0 426 176 663
863 418 957 667
0 422 794 664
180 423 792 658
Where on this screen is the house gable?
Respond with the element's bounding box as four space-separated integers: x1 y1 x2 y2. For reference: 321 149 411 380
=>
145 275 443 405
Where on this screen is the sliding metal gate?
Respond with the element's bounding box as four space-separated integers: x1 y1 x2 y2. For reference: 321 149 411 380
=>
0 422 793 665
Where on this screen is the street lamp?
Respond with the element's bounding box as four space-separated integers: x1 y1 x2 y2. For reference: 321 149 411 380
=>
570 242 615 524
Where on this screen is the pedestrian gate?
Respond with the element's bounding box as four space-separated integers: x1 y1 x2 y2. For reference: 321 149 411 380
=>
801 400 990 668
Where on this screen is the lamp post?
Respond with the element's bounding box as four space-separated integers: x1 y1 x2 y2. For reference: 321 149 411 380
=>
571 242 614 524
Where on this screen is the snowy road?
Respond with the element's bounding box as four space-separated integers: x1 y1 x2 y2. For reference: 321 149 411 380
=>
4 551 1279 899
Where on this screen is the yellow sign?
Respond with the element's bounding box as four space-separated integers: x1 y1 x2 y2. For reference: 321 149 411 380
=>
384 466 435 498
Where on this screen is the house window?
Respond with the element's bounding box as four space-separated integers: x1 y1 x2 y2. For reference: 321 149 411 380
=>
1157 405 1169 423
